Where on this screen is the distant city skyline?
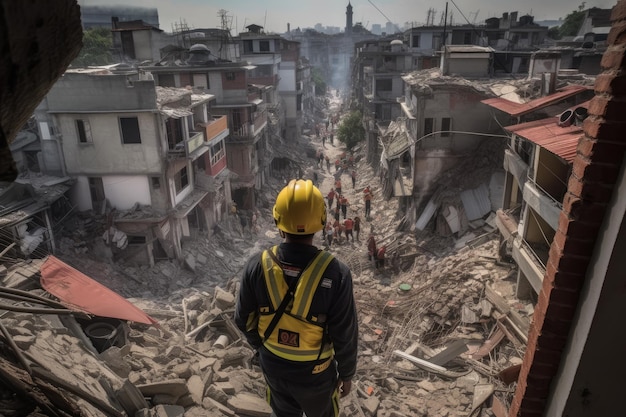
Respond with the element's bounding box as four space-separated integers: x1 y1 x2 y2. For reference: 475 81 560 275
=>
81 0 617 34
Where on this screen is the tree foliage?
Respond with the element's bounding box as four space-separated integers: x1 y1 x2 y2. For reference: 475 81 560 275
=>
73 27 113 67
337 111 364 150
311 67 327 96
558 2 587 38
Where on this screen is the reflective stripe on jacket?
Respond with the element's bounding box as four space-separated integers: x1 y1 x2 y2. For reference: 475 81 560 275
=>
258 246 335 362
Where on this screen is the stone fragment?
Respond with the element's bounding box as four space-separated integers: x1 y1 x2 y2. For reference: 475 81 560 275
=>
186 375 205 405
227 393 272 417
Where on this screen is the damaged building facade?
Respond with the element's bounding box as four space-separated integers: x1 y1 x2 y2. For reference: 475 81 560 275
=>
34 69 230 265
374 48 505 232
483 85 594 298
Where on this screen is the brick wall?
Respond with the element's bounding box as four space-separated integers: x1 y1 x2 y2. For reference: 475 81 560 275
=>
509 1 626 416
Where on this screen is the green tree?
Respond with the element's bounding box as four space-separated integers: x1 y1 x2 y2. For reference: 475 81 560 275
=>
311 67 327 96
557 2 588 38
73 27 113 67
337 111 365 150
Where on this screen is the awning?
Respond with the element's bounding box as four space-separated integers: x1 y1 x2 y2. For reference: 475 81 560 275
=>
481 85 590 118
504 117 583 163
40 256 158 325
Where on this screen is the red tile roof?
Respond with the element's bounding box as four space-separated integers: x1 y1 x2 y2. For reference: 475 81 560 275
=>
482 85 591 117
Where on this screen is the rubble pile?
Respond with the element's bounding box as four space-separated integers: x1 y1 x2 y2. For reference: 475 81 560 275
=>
0 93 534 417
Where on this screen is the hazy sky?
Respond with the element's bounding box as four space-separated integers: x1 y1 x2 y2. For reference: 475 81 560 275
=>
85 0 617 33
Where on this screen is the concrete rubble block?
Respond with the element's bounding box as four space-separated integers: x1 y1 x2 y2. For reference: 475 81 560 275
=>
130 343 158 359
384 377 400 391
203 397 236 416
213 286 235 310
177 393 196 408
184 254 196 272
152 394 182 405
153 404 185 417
172 362 192 379
186 374 206 405
11 334 36 349
227 393 272 417
196 357 217 371
361 395 380 417
214 370 230 382
137 378 189 399
7 326 33 336
214 381 235 395
184 294 205 310
100 346 132 377
205 384 229 404
196 254 207 264
417 380 437 392
388 411 409 417
165 345 182 358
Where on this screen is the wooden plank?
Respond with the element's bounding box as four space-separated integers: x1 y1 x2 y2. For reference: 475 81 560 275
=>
429 340 468 366
484 285 510 314
470 328 505 360
496 319 523 348
504 315 529 344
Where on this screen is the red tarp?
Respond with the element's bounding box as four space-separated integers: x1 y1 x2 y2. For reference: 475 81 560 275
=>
40 255 158 325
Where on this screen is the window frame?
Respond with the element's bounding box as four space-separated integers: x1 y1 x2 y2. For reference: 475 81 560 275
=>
76 118 92 144
119 117 142 144
441 118 451 137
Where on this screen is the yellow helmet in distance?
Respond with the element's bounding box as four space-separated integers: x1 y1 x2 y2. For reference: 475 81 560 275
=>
273 179 326 235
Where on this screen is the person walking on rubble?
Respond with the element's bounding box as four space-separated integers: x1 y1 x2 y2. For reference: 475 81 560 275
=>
340 195 349 219
235 179 358 417
353 215 361 241
344 217 354 243
327 188 336 210
367 233 377 266
363 186 372 219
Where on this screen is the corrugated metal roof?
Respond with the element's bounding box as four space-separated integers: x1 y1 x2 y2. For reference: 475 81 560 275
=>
504 117 583 162
481 85 590 117
460 183 492 221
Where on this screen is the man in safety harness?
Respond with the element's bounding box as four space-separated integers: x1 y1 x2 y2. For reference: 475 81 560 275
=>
235 179 359 417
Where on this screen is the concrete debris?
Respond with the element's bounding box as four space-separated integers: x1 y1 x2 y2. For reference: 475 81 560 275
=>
0 91 534 417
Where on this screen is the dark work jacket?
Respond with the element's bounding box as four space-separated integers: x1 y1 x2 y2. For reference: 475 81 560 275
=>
234 242 358 382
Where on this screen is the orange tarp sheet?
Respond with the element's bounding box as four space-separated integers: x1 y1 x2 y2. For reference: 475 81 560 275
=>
40 255 158 325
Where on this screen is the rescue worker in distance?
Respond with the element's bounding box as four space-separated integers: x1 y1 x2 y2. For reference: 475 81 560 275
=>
235 179 359 417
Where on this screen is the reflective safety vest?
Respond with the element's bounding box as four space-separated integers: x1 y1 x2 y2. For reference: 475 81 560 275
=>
258 246 335 362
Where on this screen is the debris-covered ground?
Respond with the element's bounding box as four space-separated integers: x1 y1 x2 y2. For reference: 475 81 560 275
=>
0 92 533 417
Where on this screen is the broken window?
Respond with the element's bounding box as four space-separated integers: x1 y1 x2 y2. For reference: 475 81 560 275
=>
210 140 224 166
259 40 270 52
226 72 236 81
166 118 184 150
441 118 451 137
424 118 434 136
120 117 141 144
88 177 105 205
158 74 175 87
175 166 189 194
76 119 92 143
151 177 161 190
243 40 253 53
376 78 392 92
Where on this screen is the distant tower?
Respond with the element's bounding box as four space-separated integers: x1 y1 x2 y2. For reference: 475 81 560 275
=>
346 2 353 33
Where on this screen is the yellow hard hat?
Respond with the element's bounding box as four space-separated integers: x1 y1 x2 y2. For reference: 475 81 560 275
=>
273 179 326 234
